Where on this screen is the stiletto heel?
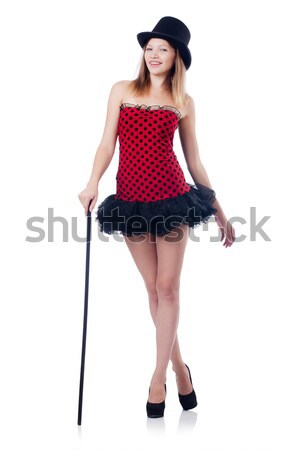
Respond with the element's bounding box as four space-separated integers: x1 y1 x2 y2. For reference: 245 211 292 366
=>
146 383 166 418
178 364 198 410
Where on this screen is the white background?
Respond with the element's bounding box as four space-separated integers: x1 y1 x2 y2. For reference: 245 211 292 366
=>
1 1 297 449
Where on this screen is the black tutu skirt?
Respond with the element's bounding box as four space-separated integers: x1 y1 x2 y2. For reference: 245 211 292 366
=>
95 182 217 237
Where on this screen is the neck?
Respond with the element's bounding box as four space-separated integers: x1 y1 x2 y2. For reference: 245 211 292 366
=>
149 74 170 93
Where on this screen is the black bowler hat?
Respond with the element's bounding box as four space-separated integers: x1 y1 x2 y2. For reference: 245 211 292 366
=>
137 16 192 70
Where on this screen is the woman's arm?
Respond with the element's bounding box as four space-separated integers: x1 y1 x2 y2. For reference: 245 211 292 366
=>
179 96 236 246
86 80 128 188
78 80 128 215
179 95 225 218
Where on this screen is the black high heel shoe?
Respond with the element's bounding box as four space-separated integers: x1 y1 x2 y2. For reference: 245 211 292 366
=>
146 383 166 418
178 364 198 410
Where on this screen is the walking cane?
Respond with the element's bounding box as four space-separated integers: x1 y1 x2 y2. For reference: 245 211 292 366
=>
77 199 92 426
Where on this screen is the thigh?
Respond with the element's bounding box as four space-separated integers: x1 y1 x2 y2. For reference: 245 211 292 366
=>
155 224 189 286
123 232 158 291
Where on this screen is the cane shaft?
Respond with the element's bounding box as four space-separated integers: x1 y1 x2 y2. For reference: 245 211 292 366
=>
77 202 92 426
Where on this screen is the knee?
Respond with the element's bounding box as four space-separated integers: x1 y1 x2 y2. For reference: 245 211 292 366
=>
145 280 159 303
156 278 179 303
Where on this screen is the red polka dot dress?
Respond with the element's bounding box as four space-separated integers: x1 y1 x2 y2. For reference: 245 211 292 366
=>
96 103 217 236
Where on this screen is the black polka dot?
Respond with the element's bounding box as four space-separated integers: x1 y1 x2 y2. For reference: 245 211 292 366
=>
115 105 190 202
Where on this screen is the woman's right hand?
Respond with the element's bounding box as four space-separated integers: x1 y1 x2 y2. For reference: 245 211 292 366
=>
78 185 98 216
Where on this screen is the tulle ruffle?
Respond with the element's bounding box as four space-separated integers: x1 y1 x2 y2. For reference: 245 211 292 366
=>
95 182 217 236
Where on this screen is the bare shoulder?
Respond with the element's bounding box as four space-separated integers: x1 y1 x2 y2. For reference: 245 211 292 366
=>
98 81 134 153
111 79 131 91
109 80 133 103
178 94 195 122
184 93 195 116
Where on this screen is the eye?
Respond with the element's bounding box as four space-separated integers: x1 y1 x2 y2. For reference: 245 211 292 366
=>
146 47 152 51
161 48 167 52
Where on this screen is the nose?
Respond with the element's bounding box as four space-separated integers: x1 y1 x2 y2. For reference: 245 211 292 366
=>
150 49 159 58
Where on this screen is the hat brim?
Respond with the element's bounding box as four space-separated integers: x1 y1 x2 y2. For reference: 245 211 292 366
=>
137 31 191 70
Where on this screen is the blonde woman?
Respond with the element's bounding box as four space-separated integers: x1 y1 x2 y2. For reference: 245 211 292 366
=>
78 16 235 418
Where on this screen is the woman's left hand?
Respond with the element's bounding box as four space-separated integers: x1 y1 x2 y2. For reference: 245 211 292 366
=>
215 214 236 247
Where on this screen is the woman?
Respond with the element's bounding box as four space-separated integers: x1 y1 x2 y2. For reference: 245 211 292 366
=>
78 16 236 418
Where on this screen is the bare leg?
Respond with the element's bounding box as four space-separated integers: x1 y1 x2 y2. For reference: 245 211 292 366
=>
147 292 195 396
124 227 193 403
148 224 190 402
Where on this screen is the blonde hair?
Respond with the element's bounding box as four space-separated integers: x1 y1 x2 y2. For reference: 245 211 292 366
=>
128 42 188 108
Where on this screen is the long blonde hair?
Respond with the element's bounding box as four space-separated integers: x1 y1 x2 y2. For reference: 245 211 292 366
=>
128 42 188 108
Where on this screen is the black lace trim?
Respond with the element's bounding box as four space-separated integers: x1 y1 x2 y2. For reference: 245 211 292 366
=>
120 102 182 121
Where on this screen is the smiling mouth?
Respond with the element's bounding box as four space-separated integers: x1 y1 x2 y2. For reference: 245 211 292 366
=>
150 62 162 66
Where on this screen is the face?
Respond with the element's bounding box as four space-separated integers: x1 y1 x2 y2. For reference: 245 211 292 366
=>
144 38 176 75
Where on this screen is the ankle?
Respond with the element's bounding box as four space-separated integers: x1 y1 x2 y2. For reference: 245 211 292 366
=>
171 361 186 374
151 371 167 385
